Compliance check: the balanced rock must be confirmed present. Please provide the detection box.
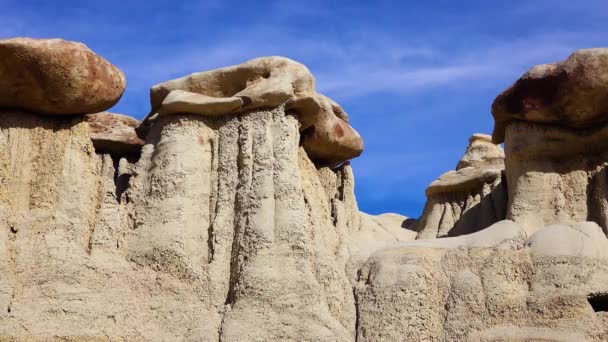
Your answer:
[494,50,608,234]
[85,112,144,155]
[140,56,363,166]
[492,48,608,143]
[0,38,126,114]
[417,133,507,238]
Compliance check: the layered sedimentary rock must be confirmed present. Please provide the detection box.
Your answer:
[85,111,144,155]
[0,38,126,114]
[493,48,608,234]
[417,133,507,238]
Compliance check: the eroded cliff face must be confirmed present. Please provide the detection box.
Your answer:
[0,40,410,341]
[2,37,608,342]
[0,107,388,341]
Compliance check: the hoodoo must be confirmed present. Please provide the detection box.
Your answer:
[1,37,608,341]
[140,56,364,167]
[417,133,507,239]
[493,48,608,234]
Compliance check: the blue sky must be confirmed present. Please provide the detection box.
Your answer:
[2,0,607,217]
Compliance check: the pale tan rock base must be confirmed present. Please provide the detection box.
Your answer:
[0,109,409,341]
[356,221,608,341]
[504,121,608,234]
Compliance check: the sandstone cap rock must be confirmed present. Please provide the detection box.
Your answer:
[491,48,608,143]
[456,133,504,170]
[142,56,363,166]
[426,133,504,195]
[0,37,126,114]
[85,112,144,154]
[149,56,315,113]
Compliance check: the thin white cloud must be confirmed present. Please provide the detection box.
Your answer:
[113,26,606,105]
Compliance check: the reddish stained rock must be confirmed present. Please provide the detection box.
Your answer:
[86,112,144,155]
[0,38,126,114]
[491,48,608,143]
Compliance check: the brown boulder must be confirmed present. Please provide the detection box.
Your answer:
[491,48,608,143]
[0,38,126,114]
[85,112,144,154]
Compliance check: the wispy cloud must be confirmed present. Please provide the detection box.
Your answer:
[113,27,606,104]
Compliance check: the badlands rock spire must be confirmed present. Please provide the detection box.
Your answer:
[1,37,608,341]
[417,133,506,239]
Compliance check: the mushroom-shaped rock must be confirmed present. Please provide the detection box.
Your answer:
[494,48,608,234]
[456,133,504,169]
[140,56,363,166]
[85,112,144,155]
[0,38,126,114]
[492,48,608,143]
[417,133,507,239]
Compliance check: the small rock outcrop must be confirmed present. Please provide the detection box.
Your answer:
[0,38,126,114]
[417,133,507,238]
[85,112,144,155]
[493,48,608,234]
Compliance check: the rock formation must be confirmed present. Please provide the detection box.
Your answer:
[139,56,363,167]
[491,48,608,144]
[353,48,608,341]
[493,48,608,234]
[2,37,608,341]
[355,220,608,341]
[417,133,507,238]
[85,111,144,156]
[0,38,126,114]
[0,39,406,341]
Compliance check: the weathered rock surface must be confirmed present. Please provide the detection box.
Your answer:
[85,112,144,155]
[356,221,608,341]
[4,39,608,342]
[0,38,126,114]
[492,48,608,143]
[417,133,507,238]
[504,121,608,234]
[493,50,608,234]
[140,56,363,166]
[0,81,404,341]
